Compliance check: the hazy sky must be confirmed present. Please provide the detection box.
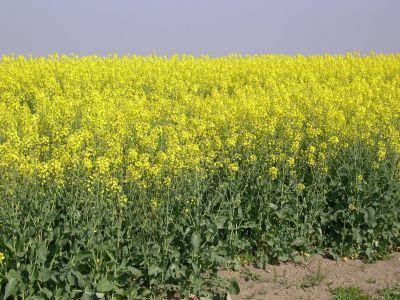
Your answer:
[1,0,399,57]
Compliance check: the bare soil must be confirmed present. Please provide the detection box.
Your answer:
[219,252,400,300]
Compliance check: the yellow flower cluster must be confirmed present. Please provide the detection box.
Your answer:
[268,167,278,181]
[0,53,399,201]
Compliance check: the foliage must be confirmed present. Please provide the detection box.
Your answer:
[0,53,399,298]
[331,286,372,300]
[378,283,400,299]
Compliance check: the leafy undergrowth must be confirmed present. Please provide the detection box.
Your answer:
[332,286,372,300]
[332,283,400,300]
[378,283,400,300]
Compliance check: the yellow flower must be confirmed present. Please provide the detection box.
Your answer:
[119,195,128,207]
[83,157,93,170]
[163,176,172,187]
[95,157,110,175]
[307,146,316,167]
[296,183,305,192]
[329,136,339,145]
[0,252,4,264]
[348,203,356,212]
[287,157,295,167]
[213,161,223,168]
[268,167,278,181]
[1,54,399,235]
[269,154,277,164]
[249,154,257,163]
[307,154,315,167]
[228,163,239,172]
[227,135,237,147]
[150,198,158,210]
[377,142,386,161]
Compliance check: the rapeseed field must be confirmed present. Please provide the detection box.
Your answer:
[0,54,399,298]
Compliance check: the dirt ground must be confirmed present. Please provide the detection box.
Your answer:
[219,252,400,300]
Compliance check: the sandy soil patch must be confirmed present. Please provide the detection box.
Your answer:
[219,252,400,300]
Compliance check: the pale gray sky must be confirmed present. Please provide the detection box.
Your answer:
[0,0,399,56]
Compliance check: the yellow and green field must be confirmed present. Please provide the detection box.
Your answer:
[0,54,399,298]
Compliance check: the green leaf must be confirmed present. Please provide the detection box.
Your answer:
[293,255,303,263]
[190,232,201,251]
[237,207,243,218]
[38,268,52,282]
[148,265,162,276]
[242,221,257,229]
[126,266,142,277]
[67,271,75,285]
[96,277,114,293]
[3,239,14,252]
[81,291,92,300]
[140,288,152,297]
[278,254,289,262]
[105,249,116,262]
[210,252,227,264]
[75,250,92,261]
[291,238,304,247]
[214,216,227,229]
[4,270,20,299]
[268,203,278,210]
[364,207,376,226]
[352,229,363,244]
[40,287,53,298]
[191,262,199,274]
[227,279,240,295]
[37,243,49,264]
[72,270,87,288]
